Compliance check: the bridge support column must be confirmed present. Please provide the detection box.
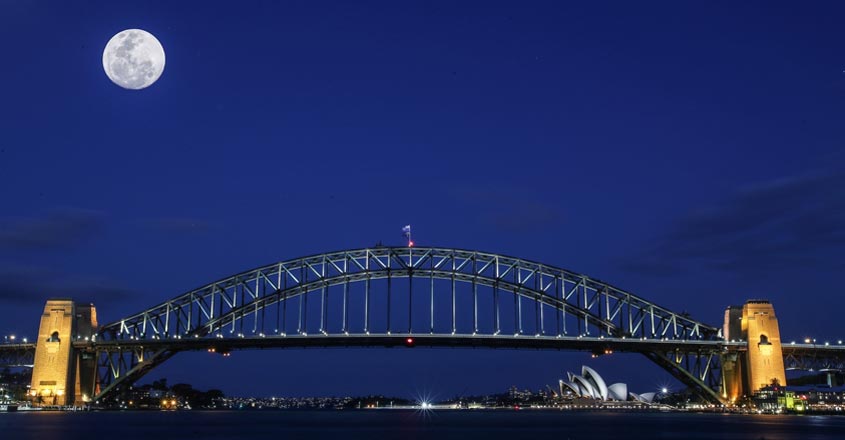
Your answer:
[720,351,744,403]
[722,300,786,403]
[29,299,98,407]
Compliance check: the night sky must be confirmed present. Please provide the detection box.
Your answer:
[2,1,844,398]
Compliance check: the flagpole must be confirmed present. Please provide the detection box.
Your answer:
[402,224,413,247]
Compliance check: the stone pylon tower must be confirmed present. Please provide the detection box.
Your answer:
[742,300,786,391]
[721,300,786,403]
[30,299,98,406]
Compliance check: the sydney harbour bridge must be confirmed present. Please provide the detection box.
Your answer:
[1,246,843,406]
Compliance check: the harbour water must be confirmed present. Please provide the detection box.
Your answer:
[2,410,845,440]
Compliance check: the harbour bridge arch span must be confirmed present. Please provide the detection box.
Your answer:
[89,247,724,403]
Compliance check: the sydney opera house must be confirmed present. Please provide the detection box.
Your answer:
[557,366,656,404]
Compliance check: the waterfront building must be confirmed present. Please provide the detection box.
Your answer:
[557,366,656,403]
[753,384,845,413]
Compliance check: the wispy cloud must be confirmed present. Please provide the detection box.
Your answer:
[621,168,845,275]
[0,265,134,305]
[0,208,104,251]
[136,217,212,234]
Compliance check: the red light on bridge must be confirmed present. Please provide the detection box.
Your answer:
[405,337,415,347]
[408,241,414,247]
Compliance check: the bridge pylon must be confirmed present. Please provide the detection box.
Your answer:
[721,300,787,403]
[29,299,98,407]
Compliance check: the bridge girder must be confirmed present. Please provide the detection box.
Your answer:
[643,349,724,404]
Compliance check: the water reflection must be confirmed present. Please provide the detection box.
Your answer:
[0,411,844,440]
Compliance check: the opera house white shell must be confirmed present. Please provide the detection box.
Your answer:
[607,383,628,401]
[557,366,657,403]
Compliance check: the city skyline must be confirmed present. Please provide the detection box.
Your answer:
[2,1,845,397]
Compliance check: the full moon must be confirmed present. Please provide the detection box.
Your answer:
[102,29,165,90]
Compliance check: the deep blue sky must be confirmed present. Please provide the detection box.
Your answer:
[1,1,844,397]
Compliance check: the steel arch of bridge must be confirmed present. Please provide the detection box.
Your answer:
[91,247,723,402]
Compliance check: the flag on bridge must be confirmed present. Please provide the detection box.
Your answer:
[402,225,413,247]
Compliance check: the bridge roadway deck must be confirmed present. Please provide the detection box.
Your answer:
[77,334,745,354]
[0,343,35,350]
[4,338,845,356]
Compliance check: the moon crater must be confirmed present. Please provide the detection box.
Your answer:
[102,29,165,90]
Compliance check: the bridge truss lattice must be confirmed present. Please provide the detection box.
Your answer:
[89,247,723,402]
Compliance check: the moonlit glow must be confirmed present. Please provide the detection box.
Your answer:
[102,29,166,90]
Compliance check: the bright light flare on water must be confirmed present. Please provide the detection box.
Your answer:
[413,390,439,421]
